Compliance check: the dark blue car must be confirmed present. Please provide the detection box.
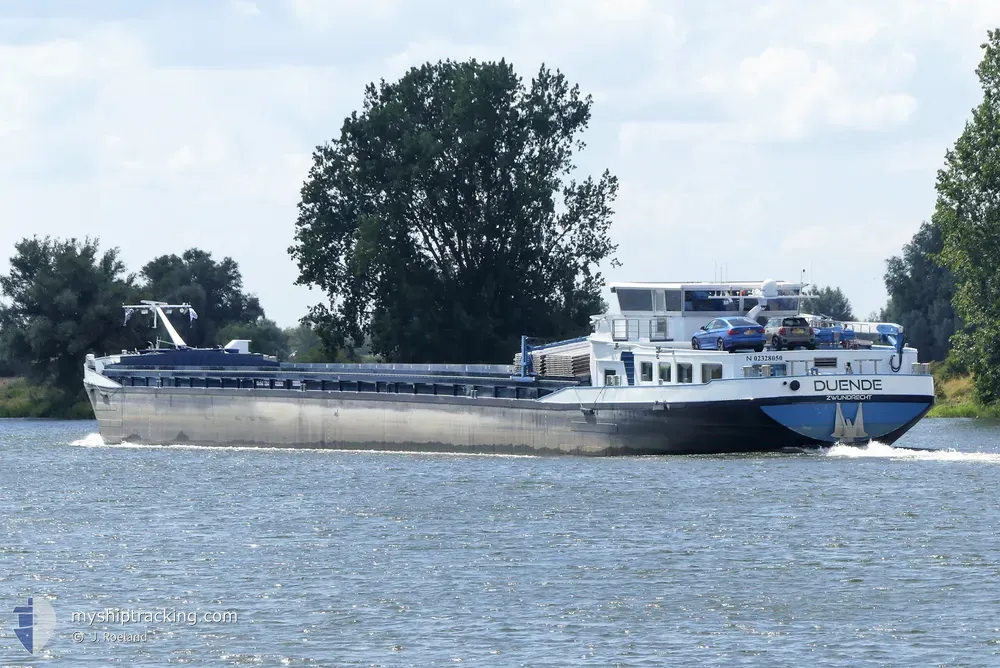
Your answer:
[691,317,766,352]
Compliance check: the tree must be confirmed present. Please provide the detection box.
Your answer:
[284,323,334,362]
[0,237,142,399]
[217,318,290,360]
[141,249,263,348]
[0,326,27,377]
[802,286,855,321]
[883,220,959,362]
[290,59,618,363]
[936,30,1000,403]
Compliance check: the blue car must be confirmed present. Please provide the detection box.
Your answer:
[691,317,766,352]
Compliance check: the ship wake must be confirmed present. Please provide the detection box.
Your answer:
[822,441,1000,463]
[68,433,538,457]
[70,433,106,447]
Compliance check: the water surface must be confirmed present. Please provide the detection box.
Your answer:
[1,419,999,666]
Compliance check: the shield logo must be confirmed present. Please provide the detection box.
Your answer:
[12,597,56,655]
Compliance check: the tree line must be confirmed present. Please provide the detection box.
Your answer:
[0,239,332,413]
[871,30,1000,404]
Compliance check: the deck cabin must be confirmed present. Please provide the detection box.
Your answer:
[599,279,805,343]
[522,280,930,388]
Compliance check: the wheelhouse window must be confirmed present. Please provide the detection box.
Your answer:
[658,363,671,383]
[684,291,740,312]
[702,364,723,382]
[653,290,666,312]
[664,290,682,311]
[640,361,653,382]
[677,363,693,384]
[616,289,654,311]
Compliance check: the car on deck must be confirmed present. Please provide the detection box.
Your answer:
[764,316,816,350]
[691,317,766,352]
[802,314,857,347]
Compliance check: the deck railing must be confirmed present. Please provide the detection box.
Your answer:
[610,318,672,342]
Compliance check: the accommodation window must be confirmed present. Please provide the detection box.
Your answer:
[658,362,672,383]
[651,318,668,340]
[640,361,653,382]
[702,364,723,382]
[677,363,693,384]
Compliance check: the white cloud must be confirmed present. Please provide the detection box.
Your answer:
[289,0,398,27]
[828,93,918,130]
[0,25,346,325]
[4,0,1000,326]
[805,8,885,46]
[231,0,261,17]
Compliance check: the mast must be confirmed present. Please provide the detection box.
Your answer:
[122,300,197,348]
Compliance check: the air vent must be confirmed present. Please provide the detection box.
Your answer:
[813,357,838,368]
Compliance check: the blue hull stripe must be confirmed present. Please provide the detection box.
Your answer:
[760,401,931,443]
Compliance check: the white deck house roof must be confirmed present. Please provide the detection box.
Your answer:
[609,280,805,291]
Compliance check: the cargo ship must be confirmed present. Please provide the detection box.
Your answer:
[83,279,935,455]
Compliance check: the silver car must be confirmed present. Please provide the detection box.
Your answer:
[764,316,816,350]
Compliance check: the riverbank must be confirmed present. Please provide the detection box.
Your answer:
[926,366,1000,418]
[0,377,93,419]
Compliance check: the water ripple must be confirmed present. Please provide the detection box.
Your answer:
[2,418,1000,666]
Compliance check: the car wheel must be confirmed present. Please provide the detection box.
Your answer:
[716,338,726,352]
[753,345,764,353]
[807,344,816,350]
[691,337,700,350]
[771,336,782,351]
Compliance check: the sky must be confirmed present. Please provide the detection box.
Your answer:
[2,0,998,326]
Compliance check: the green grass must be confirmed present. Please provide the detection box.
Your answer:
[925,366,1000,418]
[0,377,94,419]
[928,402,1000,418]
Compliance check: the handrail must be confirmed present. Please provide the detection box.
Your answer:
[610,318,671,341]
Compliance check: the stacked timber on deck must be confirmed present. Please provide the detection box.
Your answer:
[514,338,591,379]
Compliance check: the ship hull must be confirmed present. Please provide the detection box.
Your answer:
[84,384,933,456]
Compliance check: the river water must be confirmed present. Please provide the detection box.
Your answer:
[1,418,999,666]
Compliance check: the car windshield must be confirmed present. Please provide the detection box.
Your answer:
[782,317,807,327]
[726,318,758,327]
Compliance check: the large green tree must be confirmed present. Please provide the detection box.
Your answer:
[140,249,263,348]
[936,30,1000,403]
[802,286,855,321]
[0,236,142,397]
[883,220,958,362]
[290,59,618,363]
